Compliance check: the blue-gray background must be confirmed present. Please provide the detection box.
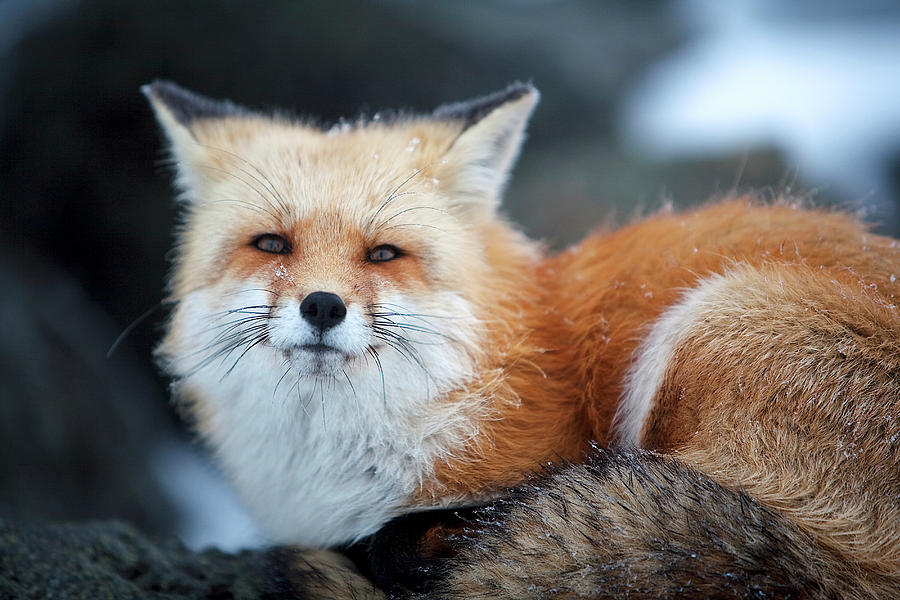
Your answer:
[2,0,899,550]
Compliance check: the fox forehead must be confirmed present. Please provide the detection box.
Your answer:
[188,115,462,219]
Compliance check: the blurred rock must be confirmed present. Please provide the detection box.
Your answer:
[0,518,382,600]
[0,518,272,599]
[0,252,177,535]
[508,146,806,247]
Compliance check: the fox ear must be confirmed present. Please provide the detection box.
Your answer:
[142,80,250,202]
[434,83,539,213]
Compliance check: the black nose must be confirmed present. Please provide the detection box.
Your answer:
[300,291,347,331]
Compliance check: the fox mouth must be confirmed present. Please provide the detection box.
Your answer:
[285,343,349,361]
[283,343,355,375]
[298,343,344,354]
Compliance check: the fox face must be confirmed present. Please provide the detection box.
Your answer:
[163,127,481,384]
[146,82,539,546]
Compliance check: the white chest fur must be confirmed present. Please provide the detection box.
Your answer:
[166,289,483,547]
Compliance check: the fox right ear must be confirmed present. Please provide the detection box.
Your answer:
[434,83,539,214]
[142,81,250,201]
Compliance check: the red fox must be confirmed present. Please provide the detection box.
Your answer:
[144,81,900,598]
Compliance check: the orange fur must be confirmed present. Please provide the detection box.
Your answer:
[426,199,899,493]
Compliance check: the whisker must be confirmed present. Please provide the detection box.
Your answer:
[181,322,267,356]
[320,378,327,428]
[372,319,450,338]
[209,198,281,221]
[342,368,361,419]
[205,312,272,323]
[205,144,293,216]
[375,205,448,232]
[203,321,268,348]
[368,303,459,330]
[199,316,268,335]
[223,288,281,298]
[182,321,269,376]
[195,143,292,216]
[273,361,293,400]
[196,331,261,366]
[297,374,311,418]
[107,303,161,358]
[222,332,270,377]
[303,376,320,413]
[210,314,270,327]
[377,330,434,399]
[373,331,435,385]
[366,346,386,408]
[194,164,284,219]
[365,166,429,233]
[380,223,448,233]
[370,311,457,343]
[369,302,460,320]
[370,319,448,338]
[210,304,277,315]
[383,205,449,222]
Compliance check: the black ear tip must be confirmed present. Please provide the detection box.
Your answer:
[501,81,540,101]
[141,79,191,103]
[141,79,248,126]
[433,81,539,130]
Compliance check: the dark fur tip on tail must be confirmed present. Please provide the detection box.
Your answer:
[432,82,538,130]
[346,506,483,594]
[262,547,385,600]
[141,80,250,126]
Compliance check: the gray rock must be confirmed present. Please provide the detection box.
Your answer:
[0,518,384,600]
[0,517,275,599]
[0,254,177,535]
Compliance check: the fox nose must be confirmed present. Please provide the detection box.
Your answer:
[300,291,347,331]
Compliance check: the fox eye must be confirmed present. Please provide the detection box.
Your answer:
[367,244,401,262]
[253,234,291,254]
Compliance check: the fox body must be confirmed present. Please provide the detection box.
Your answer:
[146,82,900,597]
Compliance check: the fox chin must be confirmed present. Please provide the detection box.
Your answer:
[145,81,900,598]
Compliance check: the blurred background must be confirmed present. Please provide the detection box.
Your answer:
[2,0,899,552]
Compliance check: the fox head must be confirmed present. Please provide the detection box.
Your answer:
[145,81,540,546]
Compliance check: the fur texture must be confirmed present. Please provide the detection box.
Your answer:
[144,82,900,596]
[267,548,385,600]
[428,450,845,599]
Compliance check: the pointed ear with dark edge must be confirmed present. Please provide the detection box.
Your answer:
[141,80,251,202]
[434,83,539,213]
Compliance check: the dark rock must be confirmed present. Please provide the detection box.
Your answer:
[0,253,177,535]
[0,518,384,600]
[0,518,273,599]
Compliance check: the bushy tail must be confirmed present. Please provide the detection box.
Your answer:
[423,449,859,599]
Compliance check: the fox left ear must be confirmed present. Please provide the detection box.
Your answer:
[142,80,251,202]
[434,83,539,213]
